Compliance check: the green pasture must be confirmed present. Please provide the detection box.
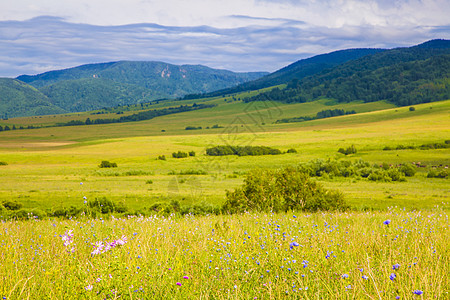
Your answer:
[0,100,449,214]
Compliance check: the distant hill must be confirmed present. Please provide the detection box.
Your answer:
[245,39,450,106]
[185,48,387,98]
[15,61,267,113]
[0,78,66,118]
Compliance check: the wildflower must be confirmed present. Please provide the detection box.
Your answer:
[342,274,349,279]
[183,276,189,279]
[85,285,93,291]
[413,290,423,295]
[390,273,396,281]
[176,282,182,286]
[362,275,368,280]
[396,296,400,299]
[383,219,391,225]
[393,263,400,270]
[289,242,299,249]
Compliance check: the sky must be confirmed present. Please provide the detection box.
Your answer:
[0,0,449,77]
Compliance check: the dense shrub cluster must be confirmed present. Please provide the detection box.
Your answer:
[276,109,356,124]
[99,160,118,168]
[427,168,449,179]
[172,151,188,158]
[338,145,357,155]
[223,167,347,213]
[0,161,8,165]
[185,126,202,130]
[298,159,414,182]
[383,140,450,151]
[206,145,282,156]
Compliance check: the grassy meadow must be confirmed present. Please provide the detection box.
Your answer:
[0,96,449,298]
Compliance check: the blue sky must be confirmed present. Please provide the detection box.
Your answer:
[0,0,449,77]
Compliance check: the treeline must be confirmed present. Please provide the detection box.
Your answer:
[383,140,450,151]
[276,109,356,123]
[59,103,216,126]
[245,46,450,106]
[206,145,282,156]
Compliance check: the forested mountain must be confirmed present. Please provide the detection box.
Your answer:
[0,62,268,117]
[0,78,66,118]
[184,48,386,98]
[245,39,450,106]
[5,61,267,116]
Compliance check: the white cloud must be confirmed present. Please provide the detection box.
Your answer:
[0,1,448,77]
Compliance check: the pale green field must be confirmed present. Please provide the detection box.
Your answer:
[0,100,449,213]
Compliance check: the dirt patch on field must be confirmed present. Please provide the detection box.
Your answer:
[0,141,76,149]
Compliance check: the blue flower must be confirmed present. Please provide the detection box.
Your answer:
[413,290,423,295]
[289,242,299,249]
[342,274,349,279]
[393,263,400,270]
[390,273,396,281]
[383,219,391,225]
[362,275,368,280]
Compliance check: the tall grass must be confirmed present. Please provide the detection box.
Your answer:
[1,209,447,299]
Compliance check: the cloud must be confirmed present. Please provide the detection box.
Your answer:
[0,7,448,77]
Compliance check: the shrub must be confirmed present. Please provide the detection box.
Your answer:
[223,167,347,213]
[99,160,117,168]
[87,197,127,214]
[338,145,357,155]
[157,155,166,160]
[172,151,188,158]
[0,161,8,165]
[286,148,297,153]
[399,164,417,177]
[427,169,449,179]
[189,151,196,157]
[409,106,416,111]
[2,200,22,210]
[146,180,153,184]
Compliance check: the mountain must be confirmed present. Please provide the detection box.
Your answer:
[15,61,267,113]
[0,78,66,118]
[185,48,387,98]
[245,39,450,106]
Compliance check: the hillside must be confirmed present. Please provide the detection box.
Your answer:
[184,48,386,98]
[0,78,66,118]
[246,39,450,106]
[13,61,267,114]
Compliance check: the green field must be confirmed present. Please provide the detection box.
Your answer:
[1,96,449,299]
[0,98,449,215]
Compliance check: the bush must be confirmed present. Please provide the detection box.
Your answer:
[99,160,117,168]
[399,164,417,177]
[189,151,196,157]
[286,148,297,153]
[0,161,8,165]
[338,145,357,155]
[87,197,127,214]
[2,200,22,210]
[157,155,166,160]
[172,151,188,158]
[409,106,416,111]
[223,167,347,213]
[427,169,449,179]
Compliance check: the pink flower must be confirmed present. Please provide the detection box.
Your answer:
[176,282,182,286]
[183,276,189,279]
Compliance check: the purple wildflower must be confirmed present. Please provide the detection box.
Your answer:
[362,275,368,280]
[183,276,189,279]
[383,219,391,225]
[176,282,182,286]
[289,242,299,249]
[85,285,93,291]
[413,290,423,295]
[393,263,400,270]
[390,273,396,281]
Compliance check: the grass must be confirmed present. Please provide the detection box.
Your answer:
[0,210,447,299]
[0,100,449,213]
